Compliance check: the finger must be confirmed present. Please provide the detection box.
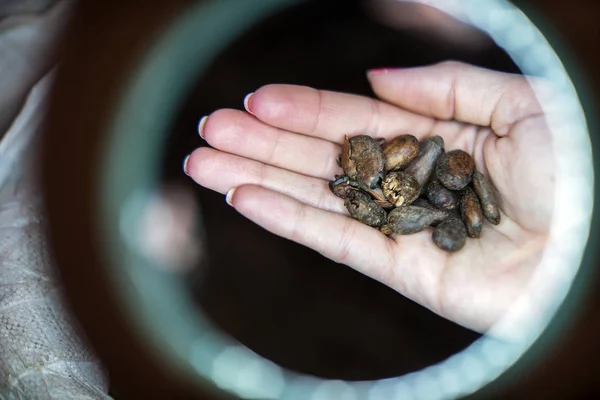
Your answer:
[186,147,346,214]
[201,109,343,180]
[245,84,436,143]
[228,185,447,310]
[228,184,396,284]
[367,61,542,136]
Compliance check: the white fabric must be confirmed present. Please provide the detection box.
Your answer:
[0,0,71,134]
[0,71,112,400]
[0,1,112,398]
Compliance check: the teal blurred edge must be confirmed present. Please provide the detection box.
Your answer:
[469,1,599,398]
[98,0,305,398]
[96,0,598,399]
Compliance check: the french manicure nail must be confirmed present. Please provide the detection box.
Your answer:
[243,93,254,115]
[198,116,208,139]
[183,154,190,175]
[225,188,236,206]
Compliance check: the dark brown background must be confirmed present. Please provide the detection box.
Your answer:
[42,0,599,399]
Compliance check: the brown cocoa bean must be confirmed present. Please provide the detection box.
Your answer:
[412,197,457,227]
[404,135,445,193]
[472,170,501,225]
[460,187,484,238]
[411,197,437,210]
[426,180,459,211]
[387,205,450,235]
[379,224,393,236]
[435,149,475,191]
[344,191,387,227]
[382,134,420,171]
[432,218,467,252]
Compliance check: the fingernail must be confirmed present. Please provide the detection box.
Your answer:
[367,68,400,75]
[183,154,190,175]
[243,93,254,115]
[198,116,208,139]
[225,188,236,206]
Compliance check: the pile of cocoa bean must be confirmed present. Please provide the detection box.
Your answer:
[328,135,500,252]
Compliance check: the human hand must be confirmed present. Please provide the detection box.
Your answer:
[184,61,554,337]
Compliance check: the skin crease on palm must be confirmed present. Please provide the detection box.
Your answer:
[185,61,556,339]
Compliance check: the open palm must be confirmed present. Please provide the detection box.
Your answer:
[185,61,554,336]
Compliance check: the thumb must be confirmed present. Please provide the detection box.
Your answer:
[367,61,542,136]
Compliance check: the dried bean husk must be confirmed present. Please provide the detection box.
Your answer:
[362,186,395,209]
[329,175,354,199]
[460,187,484,238]
[472,170,501,225]
[381,171,420,207]
[342,135,385,190]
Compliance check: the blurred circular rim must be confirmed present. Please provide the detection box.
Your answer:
[42,0,597,399]
[100,0,596,399]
